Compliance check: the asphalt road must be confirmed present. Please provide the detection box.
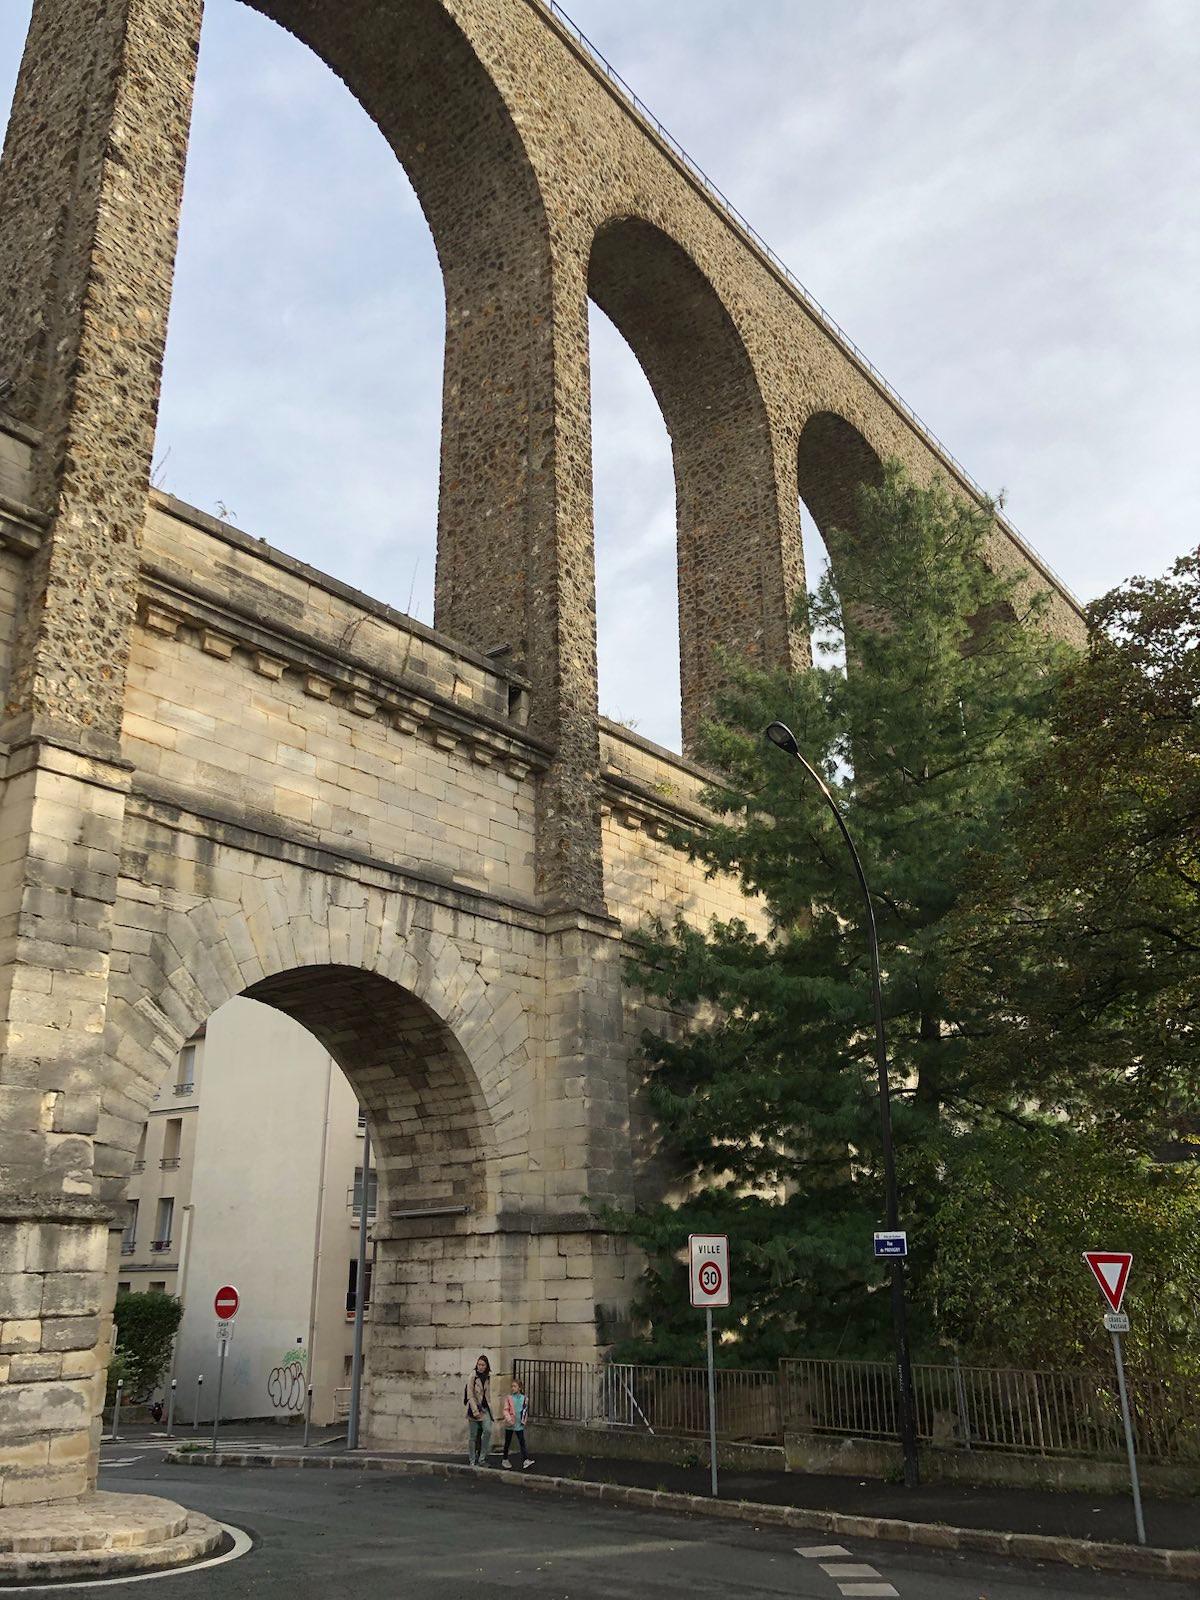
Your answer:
[89,1446,1187,1600]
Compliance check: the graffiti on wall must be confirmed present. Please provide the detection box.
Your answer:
[267,1346,308,1412]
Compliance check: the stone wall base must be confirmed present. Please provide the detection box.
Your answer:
[0,1212,114,1508]
[782,1432,1200,1498]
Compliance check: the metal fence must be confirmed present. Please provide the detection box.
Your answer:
[513,1359,779,1443]
[780,1358,1200,1464]
[515,1356,1200,1464]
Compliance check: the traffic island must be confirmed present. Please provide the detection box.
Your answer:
[0,1491,224,1584]
[167,1450,1200,1583]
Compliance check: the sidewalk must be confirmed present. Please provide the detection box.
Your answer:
[148,1425,1199,1554]
[467,1449,1197,1552]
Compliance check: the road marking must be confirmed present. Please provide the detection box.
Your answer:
[0,1523,252,1592]
[798,1544,899,1596]
[98,1457,143,1468]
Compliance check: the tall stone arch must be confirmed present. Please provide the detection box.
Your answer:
[588,215,801,753]
[0,0,604,906]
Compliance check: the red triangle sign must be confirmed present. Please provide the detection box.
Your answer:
[1083,1251,1132,1314]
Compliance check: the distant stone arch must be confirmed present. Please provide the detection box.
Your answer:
[588,214,797,752]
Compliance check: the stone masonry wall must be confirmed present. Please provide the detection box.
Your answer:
[0,0,1087,1508]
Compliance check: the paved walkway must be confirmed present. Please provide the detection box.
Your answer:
[109,1424,1196,1553]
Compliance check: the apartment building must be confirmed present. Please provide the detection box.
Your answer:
[118,997,373,1425]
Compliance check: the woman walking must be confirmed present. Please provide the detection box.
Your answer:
[465,1354,493,1466]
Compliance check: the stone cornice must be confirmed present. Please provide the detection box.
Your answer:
[0,491,46,552]
[0,1196,117,1226]
[147,490,531,688]
[136,569,550,778]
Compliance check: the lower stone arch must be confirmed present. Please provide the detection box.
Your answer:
[99,870,540,1447]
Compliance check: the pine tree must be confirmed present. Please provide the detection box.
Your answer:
[613,464,1073,1365]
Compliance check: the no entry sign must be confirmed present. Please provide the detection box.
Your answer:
[688,1234,731,1309]
[214,1284,240,1321]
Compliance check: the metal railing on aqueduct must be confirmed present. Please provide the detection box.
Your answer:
[515,1356,1200,1465]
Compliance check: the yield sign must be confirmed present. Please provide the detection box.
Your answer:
[1083,1251,1132,1314]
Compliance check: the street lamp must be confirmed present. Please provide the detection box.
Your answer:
[764,720,920,1489]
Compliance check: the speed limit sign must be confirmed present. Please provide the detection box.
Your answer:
[689,1234,731,1308]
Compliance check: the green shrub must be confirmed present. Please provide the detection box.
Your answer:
[113,1290,182,1399]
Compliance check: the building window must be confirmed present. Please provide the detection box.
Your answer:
[350,1167,377,1221]
[133,1127,147,1173]
[175,1041,198,1096]
[153,1196,174,1251]
[118,1281,131,1294]
[149,1281,166,1294]
[346,1258,373,1317]
[121,1201,137,1254]
[161,1118,182,1169]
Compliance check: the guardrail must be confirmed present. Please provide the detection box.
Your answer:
[534,0,1080,611]
[514,1358,779,1443]
[516,1356,1200,1463]
[781,1358,1200,1464]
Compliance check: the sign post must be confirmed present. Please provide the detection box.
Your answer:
[1083,1251,1144,1546]
[212,1285,239,1455]
[689,1235,730,1498]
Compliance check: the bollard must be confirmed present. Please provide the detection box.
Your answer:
[193,1373,204,1429]
[166,1377,177,1438]
[113,1379,123,1442]
[304,1385,313,1450]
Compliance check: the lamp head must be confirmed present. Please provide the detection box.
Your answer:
[764,721,800,757]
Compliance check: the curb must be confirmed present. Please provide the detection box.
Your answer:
[164,1450,1200,1583]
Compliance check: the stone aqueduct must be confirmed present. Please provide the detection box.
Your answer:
[0,0,1082,1506]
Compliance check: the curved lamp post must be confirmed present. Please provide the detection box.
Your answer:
[764,720,920,1489]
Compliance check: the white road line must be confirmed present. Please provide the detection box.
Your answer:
[0,1523,252,1593]
[836,1586,898,1599]
[821,1564,883,1578]
[795,1545,852,1558]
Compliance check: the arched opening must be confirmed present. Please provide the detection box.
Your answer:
[155,2,443,621]
[588,216,791,755]
[105,957,504,1445]
[796,410,885,668]
[589,300,678,748]
[153,0,556,679]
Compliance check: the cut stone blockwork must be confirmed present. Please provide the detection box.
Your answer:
[0,1491,222,1582]
[0,0,1085,1519]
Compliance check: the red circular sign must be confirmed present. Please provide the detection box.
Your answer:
[214,1285,239,1320]
[698,1262,723,1297]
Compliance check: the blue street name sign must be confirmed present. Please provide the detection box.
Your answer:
[874,1231,908,1258]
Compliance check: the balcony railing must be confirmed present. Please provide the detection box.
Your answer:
[174,1082,194,1096]
[120,1237,136,1255]
[160,1156,181,1169]
[150,1238,172,1253]
[132,1159,145,1173]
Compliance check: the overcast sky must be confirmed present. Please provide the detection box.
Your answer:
[2,1,1196,750]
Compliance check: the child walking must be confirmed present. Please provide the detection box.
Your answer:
[501,1377,535,1470]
